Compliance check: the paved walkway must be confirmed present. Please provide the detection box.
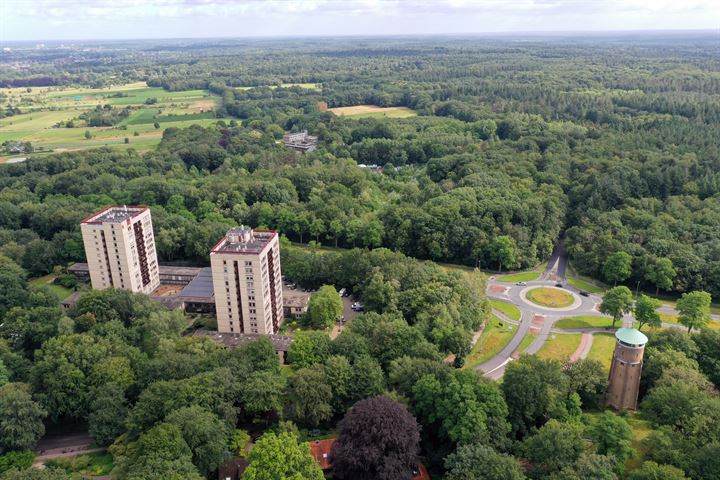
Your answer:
[569,333,593,362]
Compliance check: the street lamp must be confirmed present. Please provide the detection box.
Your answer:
[635,280,641,299]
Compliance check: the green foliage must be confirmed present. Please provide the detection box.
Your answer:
[522,420,584,476]
[229,429,251,458]
[677,291,712,333]
[627,461,688,480]
[285,368,333,427]
[287,330,330,368]
[166,405,230,476]
[112,423,203,480]
[564,359,608,409]
[644,258,676,294]
[599,286,634,327]
[304,285,342,329]
[444,444,526,480]
[501,356,577,438]
[602,252,632,285]
[634,294,661,331]
[0,468,70,480]
[89,383,128,446]
[0,451,34,474]
[0,383,46,452]
[589,412,635,465]
[489,236,517,273]
[241,431,324,480]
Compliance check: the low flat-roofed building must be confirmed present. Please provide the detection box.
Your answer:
[178,267,215,314]
[192,329,292,364]
[283,130,318,152]
[68,263,202,286]
[283,290,310,319]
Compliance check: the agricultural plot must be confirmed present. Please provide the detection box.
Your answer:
[327,105,417,119]
[1,83,219,160]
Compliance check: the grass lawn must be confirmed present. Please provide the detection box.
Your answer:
[45,452,113,476]
[585,333,616,372]
[516,333,537,355]
[464,315,517,369]
[566,264,607,294]
[327,105,417,118]
[29,274,73,301]
[659,312,720,331]
[555,315,614,329]
[537,333,583,362]
[495,271,540,283]
[526,287,575,308]
[489,300,521,321]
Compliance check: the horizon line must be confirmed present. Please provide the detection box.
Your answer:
[2,28,719,45]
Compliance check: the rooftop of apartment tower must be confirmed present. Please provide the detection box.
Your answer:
[211,226,276,255]
[81,205,148,225]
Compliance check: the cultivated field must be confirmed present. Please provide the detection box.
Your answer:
[327,105,417,119]
[1,83,219,161]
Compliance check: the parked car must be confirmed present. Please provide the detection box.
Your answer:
[338,288,347,297]
[351,302,364,312]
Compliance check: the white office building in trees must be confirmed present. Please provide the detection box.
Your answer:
[210,226,283,335]
[80,205,160,294]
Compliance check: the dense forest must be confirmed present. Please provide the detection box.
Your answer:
[3,35,720,295]
[1,35,720,479]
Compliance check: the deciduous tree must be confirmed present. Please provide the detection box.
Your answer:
[677,291,712,333]
[330,396,420,480]
[634,294,661,331]
[600,286,634,328]
[241,431,324,480]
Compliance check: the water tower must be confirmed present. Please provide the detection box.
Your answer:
[606,327,648,410]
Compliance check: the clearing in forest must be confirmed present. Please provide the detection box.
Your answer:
[327,105,417,119]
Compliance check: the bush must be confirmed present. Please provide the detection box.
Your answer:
[0,451,35,474]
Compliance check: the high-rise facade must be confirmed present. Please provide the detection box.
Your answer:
[210,226,283,335]
[80,206,160,294]
[606,327,648,410]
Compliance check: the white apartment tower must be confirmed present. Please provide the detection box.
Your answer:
[80,206,160,294]
[210,226,283,335]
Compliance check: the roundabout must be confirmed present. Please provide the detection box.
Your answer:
[523,286,578,310]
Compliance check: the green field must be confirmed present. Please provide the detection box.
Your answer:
[585,333,616,371]
[659,312,720,331]
[555,315,614,329]
[465,315,517,368]
[1,83,219,159]
[489,300,521,321]
[537,333,583,362]
[495,271,540,283]
[566,264,607,294]
[327,105,417,119]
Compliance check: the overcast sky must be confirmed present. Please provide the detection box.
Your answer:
[1,0,719,42]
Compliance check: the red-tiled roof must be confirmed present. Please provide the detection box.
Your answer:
[307,438,430,479]
[309,439,334,470]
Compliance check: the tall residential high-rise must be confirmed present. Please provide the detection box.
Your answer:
[606,327,648,410]
[210,226,283,335]
[80,206,160,294]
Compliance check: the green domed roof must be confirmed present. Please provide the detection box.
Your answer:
[615,328,648,346]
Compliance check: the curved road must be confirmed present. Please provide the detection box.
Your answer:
[476,244,712,379]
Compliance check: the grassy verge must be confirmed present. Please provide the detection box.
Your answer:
[489,300,521,321]
[464,315,517,369]
[555,315,614,329]
[566,263,607,294]
[537,333,583,362]
[516,333,537,355]
[659,312,720,331]
[29,274,73,301]
[526,287,575,308]
[585,333,616,372]
[45,452,113,476]
[495,271,540,283]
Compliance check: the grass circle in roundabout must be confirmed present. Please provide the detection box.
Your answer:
[525,287,575,308]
